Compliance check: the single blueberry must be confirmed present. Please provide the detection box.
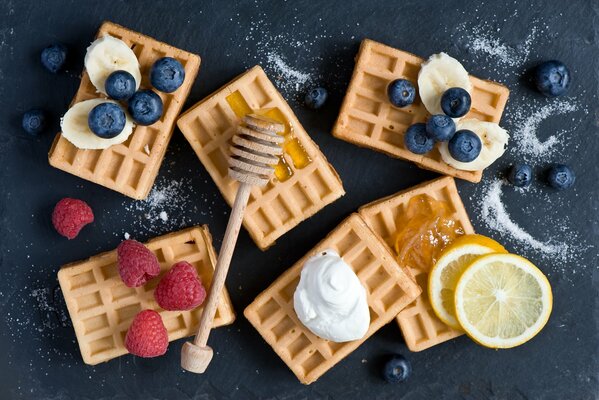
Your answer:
[382,354,412,383]
[150,57,185,93]
[22,109,47,135]
[508,164,533,187]
[546,164,575,189]
[440,87,471,118]
[105,70,136,101]
[304,87,328,109]
[128,90,163,126]
[387,79,416,108]
[88,102,126,139]
[404,123,434,154]
[426,114,456,142]
[448,129,481,162]
[41,43,67,73]
[534,60,570,97]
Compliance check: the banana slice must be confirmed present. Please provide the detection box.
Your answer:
[418,53,472,116]
[61,99,134,150]
[84,35,141,95]
[438,119,509,171]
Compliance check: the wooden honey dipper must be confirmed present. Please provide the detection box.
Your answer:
[181,113,285,373]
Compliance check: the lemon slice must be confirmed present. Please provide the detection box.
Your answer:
[429,234,506,329]
[454,253,552,348]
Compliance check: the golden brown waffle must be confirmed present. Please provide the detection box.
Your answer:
[359,177,474,351]
[177,66,344,250]
[333,39,510,183]
[57,226,235,365]
[244,214,421,384]
[48,21,201,200]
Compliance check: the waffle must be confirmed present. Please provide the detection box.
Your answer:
[332,39,510,183]
[57,226,235,365]
[358,176,473,351]
[48,21,201,200]
[177,66,344,250]
[244,214,421,384]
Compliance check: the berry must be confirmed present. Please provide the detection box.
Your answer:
[508,164,533,187]
[546,164,575,189]
[22,109,47,135]
[304,87,328,109]
[440,87,471,118]
[448,130,481,162]
[51,198,94,239]
[117,240,161,287]
[105,70,136,100]
[426,114,456,142]
[387,79,416,108]
[154,261,206,311]
[41,43,67,73]
[128,90,163,125]
[88,102,126,138]
[404,123,434,154]
[150,57,185,93]
[125,310,168,358]
[534,60,570,97]
[382,354,412,383]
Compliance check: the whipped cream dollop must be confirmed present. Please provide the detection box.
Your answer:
[293,249,370,342]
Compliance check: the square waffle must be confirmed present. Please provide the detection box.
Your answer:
[359,176,474,351]
[332,39,509,183]
[57,226,235,365]
[177,66,345,250]
[244,214,421,384]
[48,21,201,200]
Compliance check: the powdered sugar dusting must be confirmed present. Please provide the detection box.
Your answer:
[266,52,314,93]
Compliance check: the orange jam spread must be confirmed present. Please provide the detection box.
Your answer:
[225,91,312,182]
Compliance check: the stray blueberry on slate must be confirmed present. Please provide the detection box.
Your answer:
[105,70,136,101]
[534,60,570,97]
[88,102,126,139]
[404,123,434,154]
[150,57,185,93]
[41,43,67,73]
[546,164,575,189]
[508,164,533,187]
[128,90,163,126]
[304,87,328,109]
[426,114,456,142]
[448,129,481,162]
[382,354,412,383]
[387,79,416,108]
[440,87,471,118]
[22,109,47,135]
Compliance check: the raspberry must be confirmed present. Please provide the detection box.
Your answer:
[51,198,94,239]
[154,261,206,311]
[125,310,168,357]
[117,240,161,287]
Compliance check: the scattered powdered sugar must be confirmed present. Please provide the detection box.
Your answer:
[124,232,130,240]
[266,52,314,93]
[159,211,168,222]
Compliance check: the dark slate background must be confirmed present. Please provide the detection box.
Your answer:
[0,0,598,399]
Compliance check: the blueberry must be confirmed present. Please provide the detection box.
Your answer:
[304,87,328,109]
[387,79,416,108]
[508,164,533,187]
[128,90,163,125]
[534,61,570,97]
[448,129,481,162]
[150,57,185,93]
[546,164,575,189]
[404,123,434,154]
[88,102,126,138]
[105,70,136,101]
[382,354,412,383]
[22,109,47,135]
[426,114,456,142]
[41,43,67,73]
[440,87,471,118]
